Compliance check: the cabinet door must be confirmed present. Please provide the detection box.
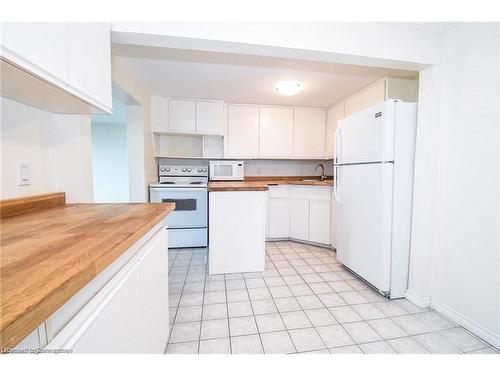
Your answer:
[196,101,223,135]
[268,199,290,238]
[325,103,345,159]
[309,199,331,245]
[1,23,68,83]
[150,96,168,132]
[289,198,309,241]
[362,80,386,110]
[259,106,294,158]
[226,105,260,158]
[53,228,169,353]
[344,94,363,117]
[293,108,326,159]
[67,23,112,111]
[168,99,196,133]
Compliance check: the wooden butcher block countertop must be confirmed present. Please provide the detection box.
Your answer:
[0,193,175,349]
[208,176,334,192]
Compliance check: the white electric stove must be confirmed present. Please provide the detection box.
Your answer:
[149,165,208,248]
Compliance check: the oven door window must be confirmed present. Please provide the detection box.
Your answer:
[162,198,197,211]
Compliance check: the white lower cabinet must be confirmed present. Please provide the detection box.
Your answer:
[268,186,290,238]
[46,224,169,353]
[209,191,266,274]
[268,185,331,246]
[289,198,309,241]
[309,199,331,244]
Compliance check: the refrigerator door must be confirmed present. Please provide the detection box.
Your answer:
[336,162,393,294]
[336,100,396,165]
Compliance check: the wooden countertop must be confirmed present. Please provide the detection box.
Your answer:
[208,176,333,192]
[0,193,175,349]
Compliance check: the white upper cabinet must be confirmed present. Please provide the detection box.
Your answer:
[226,104,260,158]
[1,23,69,83]
[339,77,417,121]
[168,99,196,133]
[344,95,363,117]
[150,96,168,133]
[151,98,223,135]
[1,22,112,114]
[361,80,386,110]
[196,101,224,135]
[259,106,294,158]
[293,108,326,159]
[325,103,345,159]
[67,23,112,111]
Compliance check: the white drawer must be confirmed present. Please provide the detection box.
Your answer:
[290,186,331,201]
[268,185,290,199]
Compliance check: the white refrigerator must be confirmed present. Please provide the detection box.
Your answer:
[334,100,417,299]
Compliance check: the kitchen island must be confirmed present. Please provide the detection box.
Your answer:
[0,193,175,353]
[207,176,333,275]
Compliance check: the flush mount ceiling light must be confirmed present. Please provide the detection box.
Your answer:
[275,80,303,96]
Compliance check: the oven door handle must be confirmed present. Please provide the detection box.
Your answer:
[149,187,208,193]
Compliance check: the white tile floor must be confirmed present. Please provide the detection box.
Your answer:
[166,241,498,354]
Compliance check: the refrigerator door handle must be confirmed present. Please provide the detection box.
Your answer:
[338,128,343,165]
[334,127,342,203]
[334,127,342,165]
[334,166,341,203]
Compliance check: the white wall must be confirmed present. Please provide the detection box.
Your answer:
[158,158,333,178]
[0,97,93,202]
[91,121,129,203]
[127,105,146,202]
[111,22,441,69]
[112,61,157,198]
[244,159,333,177]
[427,23,499,344]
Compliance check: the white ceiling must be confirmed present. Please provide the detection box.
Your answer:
[112,45,418,107]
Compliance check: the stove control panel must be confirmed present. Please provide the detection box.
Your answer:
[159,165,208,177]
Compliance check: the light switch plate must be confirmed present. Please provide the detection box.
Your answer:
[18,161,31,186]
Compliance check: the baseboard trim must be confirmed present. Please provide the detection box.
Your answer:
[430,298,500,350]
[404,289,431,308]
[266,238,332,249]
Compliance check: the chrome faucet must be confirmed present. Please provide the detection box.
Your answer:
[315,163,326,181]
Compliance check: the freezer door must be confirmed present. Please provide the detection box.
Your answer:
[336,100,395,164]
[335,163,393,294]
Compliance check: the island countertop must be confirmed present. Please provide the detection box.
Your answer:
[0,193,175,349]
[207,176,333,192]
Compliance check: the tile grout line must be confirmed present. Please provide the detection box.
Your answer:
[243,270,267,354]
[274,243,355,352]
[222,272,232,354]
[166,248,195,352]
[166,242,488,354]
[196,248,208,354]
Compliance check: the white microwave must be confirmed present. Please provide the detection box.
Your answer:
[209,160,244,181]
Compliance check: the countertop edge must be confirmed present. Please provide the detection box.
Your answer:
[207,177,334,192]
[0,203,175,349]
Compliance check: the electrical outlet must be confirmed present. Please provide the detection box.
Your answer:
[17,161,31,186]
